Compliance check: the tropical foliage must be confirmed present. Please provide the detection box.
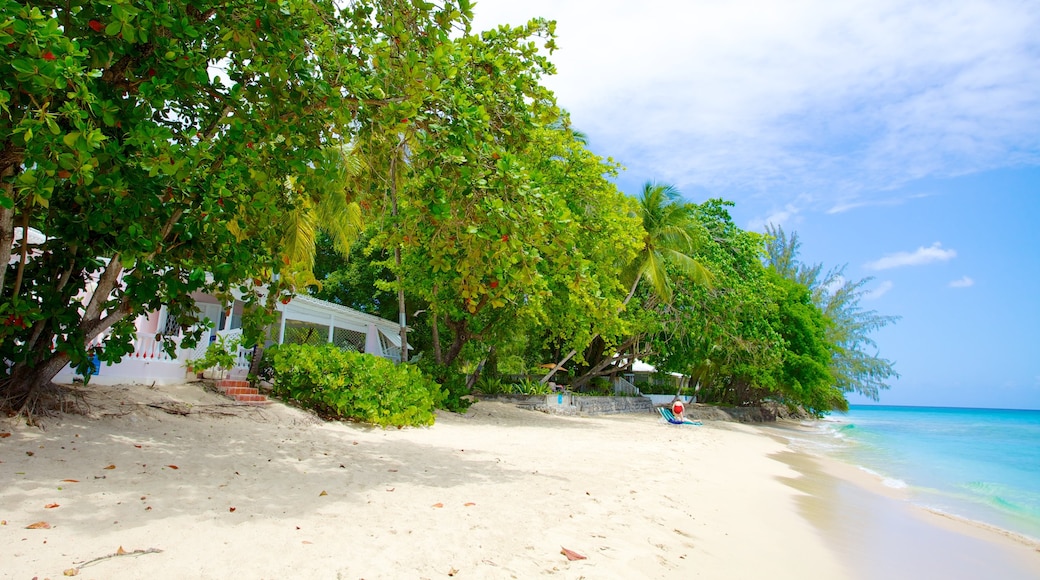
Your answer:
[265,344,444,428]
[1,0,899,419]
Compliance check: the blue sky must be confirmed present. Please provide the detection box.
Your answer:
[472,0,1040,410]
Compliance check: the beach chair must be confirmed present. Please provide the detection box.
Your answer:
[658,406,702,426]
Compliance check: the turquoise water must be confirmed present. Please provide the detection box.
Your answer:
[798,405,1040,541]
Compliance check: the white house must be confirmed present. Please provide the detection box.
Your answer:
[54,292,402,386]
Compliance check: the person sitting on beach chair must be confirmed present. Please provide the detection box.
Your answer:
[671,397,686,423]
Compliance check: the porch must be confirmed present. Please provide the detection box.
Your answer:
[55,293,403,386]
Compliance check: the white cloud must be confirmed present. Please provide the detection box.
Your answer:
[864,242,957,270]
[471,0,1040,209]
[949,276,975,288]
[865,280,894,300]
[746,198,809,231]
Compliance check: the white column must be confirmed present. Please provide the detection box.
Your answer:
[365,323,381,355]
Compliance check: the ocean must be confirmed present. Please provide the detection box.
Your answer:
[785,405,1040,542]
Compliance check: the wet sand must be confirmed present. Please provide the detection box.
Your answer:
[766,428,1040,580]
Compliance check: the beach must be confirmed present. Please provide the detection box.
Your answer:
[2,383,1038,579]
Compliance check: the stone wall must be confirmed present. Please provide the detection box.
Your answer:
[684,402,811,423]
[571,396,654,415]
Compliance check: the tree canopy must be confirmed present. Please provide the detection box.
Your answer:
[1,0,899,417]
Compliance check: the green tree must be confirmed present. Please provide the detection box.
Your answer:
[626,182,712,304]
[649,199,781,399]
[763,225,899,400]
[764,272,847,414]
[0,0,470,412]
[548,181,712,386]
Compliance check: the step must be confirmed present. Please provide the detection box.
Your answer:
[222,386,259,397]
[233,394,270,404]
[217,379,250,389]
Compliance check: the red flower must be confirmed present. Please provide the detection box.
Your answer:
[41,51,56,61]
[501,234,509,242]
[489,280,499,289]
[88,20,104,32]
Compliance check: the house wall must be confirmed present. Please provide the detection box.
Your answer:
[54,292,404,385]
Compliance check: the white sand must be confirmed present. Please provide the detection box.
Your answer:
[3,382,850,579]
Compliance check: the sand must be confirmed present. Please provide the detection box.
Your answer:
[1,382,1037,579]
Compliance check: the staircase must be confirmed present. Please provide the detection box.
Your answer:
[215,378,272,405]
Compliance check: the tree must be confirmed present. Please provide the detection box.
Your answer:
[763,225,899,400]
[0,0,471,412]
[649,199,781,399]
[359,18,563,371]
[548,181,713,386]
[626,182,712,304]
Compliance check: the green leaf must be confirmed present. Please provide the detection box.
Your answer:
[11,58,35,74]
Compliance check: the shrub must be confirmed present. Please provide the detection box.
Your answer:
[186,334,240,375]
[474,376,506,396]
[264,344,445,427]
[414,358,473,413]
[510,377,551,395]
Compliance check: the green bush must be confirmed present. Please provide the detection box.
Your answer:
[265,344,446,427]
[474,376,506,396]
[186,333,240,374]
[414,358,473,413]
[510,377,551,395]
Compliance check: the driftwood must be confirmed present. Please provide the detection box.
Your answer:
[73,547,164,571]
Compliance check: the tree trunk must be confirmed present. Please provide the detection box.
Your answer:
[432,310,442,364]
[570,336,642,389]
[542,274,645,383]
[2,352,70,412]
[2,255,133,412]
[442,319,470,366]
[0,186,14,293]
[465,345,494,390]
[539,349,576,384]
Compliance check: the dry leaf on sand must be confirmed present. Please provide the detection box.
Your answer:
[166,465,179,470]
[116,546,127,555]
[464,502,476,506]
[61,479,79,483]
[561,547,587,561]
[26,521,51,529]
[432,503,444,508]
[319,490,328,497]
[63,568,78,576]
[45,503,59,509]
[0,432,11,438]
[103,464,116,470]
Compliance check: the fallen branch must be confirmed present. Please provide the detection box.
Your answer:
[74,547,164,570]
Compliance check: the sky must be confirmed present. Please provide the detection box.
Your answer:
[470,0,1040,410]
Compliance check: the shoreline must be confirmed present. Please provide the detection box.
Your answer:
[1,383,1037,578]
[760,422,1040,579]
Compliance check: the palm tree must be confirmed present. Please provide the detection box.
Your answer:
[541,181,712,383]
[278,146,365,287]
[624,181,712,305]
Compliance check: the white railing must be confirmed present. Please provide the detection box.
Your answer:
[613,376,642,396]
[123,332,185,362]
